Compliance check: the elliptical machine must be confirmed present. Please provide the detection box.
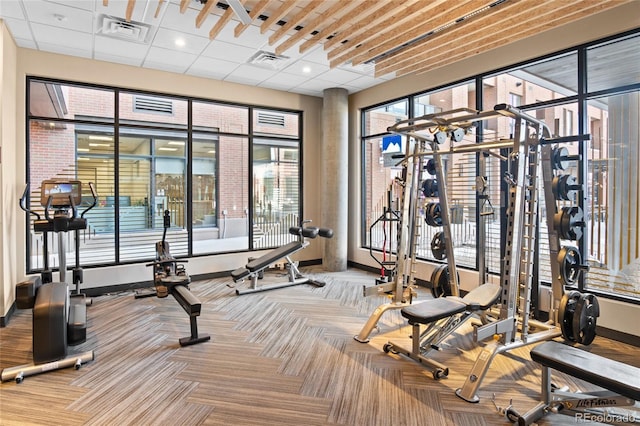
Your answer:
[1,180,96,383]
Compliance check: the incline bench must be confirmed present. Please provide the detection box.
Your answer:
[383,283,501,379]
[231,221,333,295]
[517,341,640,425]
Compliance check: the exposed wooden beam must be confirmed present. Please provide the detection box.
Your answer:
[195,0,216,29]
[234,0,269,37]
[334,0,490,68]
[403,0,624,78]
[300,1,372,53]
[268,1,324,46]
[320,0,414,53]
[125,0,136,22]
[179,0,189,14]
[209,6,235,39]
[154,0,165,18]
[374,0,527,76]
[260,1,297,35]
[326,0,448,65]
[274,1,348,56]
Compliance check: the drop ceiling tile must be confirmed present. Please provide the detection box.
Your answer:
[313,67,362,85]
[23,0,94,33]
[291,77,339,93]
[281,59,329,79]
[200,39,256,64]
[13,38,38,49]
[300,45,330,66]
[2,16,34,41]
[214,19,272,50]
[0,0,27,19]
[347,75,380,89]
[186,55,239,80]
[152,27,209,55]
[159,2,212,39]
[143,46,198,73]
[260,71,311,87]
[94,52,143,67]
[94,34,151,59]
[31,22,93,54]
[45,0,96,12]
[224,64,278,84]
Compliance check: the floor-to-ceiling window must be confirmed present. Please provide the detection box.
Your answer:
[361,29,640,303]
[25,79,302,273]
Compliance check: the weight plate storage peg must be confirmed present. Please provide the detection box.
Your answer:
[422,179,439,198]
[430,264,456,298]
[571,292,599,345]
[424,202,443,227]
[554,206,585,240]
[558,290,582,342]
[431,231,447,260]
[557,245,586,285]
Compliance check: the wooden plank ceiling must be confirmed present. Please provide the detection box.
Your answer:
[111,0,630,78]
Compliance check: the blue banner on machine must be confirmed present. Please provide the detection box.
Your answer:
[381,134,405,168]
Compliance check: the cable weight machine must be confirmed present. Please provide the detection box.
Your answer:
[355,104,599,402]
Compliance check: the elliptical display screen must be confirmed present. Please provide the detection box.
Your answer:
[40,180,82,207]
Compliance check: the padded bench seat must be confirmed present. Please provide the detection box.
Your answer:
[401,283,501,325]
[531,341,640,402]
[246,241,302,272]
[403,298,468,324]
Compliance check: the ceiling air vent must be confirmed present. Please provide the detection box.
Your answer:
[133,96,173,115]
[248,51,290,70]
[99,15,152,43]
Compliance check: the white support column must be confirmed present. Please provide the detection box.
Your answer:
[321,88,348,271]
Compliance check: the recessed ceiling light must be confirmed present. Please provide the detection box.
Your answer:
[302,66,312,74]
[175,38,186,47]
[159,147,178,151]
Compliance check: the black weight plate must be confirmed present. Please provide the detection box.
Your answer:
[431,231,446,260]
[554,206,584,240]
[572,293,600,346]
[422,179,439,198]
[430,264,454,298]
[557,245,582,285]
[425,202,443,227]
[425,158,437,175]
[552,146,570,170]
[558,290,581,342]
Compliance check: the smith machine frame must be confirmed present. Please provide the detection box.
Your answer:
[355,103,597,402]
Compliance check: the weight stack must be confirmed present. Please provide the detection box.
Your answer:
[32,282,68,364]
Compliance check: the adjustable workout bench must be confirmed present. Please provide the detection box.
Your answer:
[516,341,640,425]
[144,211,210,346]
[383,283,501,379]
[231,221,333,295]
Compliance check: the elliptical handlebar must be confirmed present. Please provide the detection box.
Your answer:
[80,182,98,218]
[19,184,41,220]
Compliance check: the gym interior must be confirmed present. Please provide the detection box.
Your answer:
[1,1,639,425]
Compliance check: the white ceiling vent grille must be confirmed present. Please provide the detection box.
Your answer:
[133,96,173,115]
[248,51,290,70]
[99,15,152,43]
